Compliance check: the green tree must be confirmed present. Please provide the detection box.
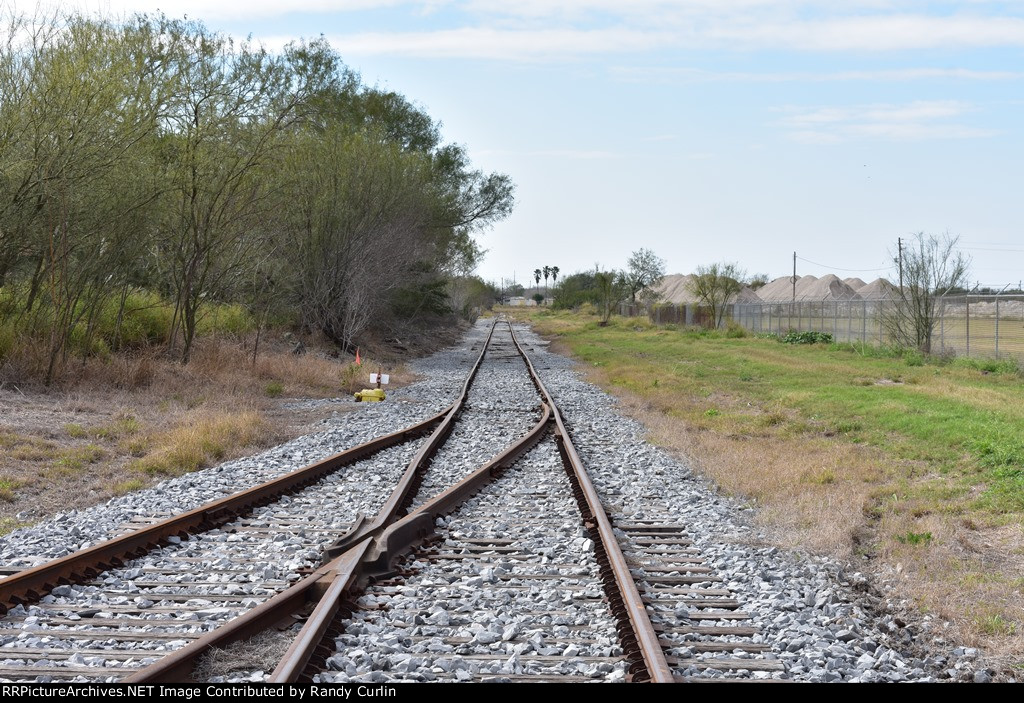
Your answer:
[624,248,666,305]
[595,270,626,325]
[0,14,166,382]
[153,22,326,363]
[688,262,746,329]
[280,126,434,352]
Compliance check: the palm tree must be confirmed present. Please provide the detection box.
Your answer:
[533,269,542,290]
[543,265,551,292]
[551,266,559,286]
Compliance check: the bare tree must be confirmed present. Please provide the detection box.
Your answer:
[884,231,969,353]
[688,262,746,329]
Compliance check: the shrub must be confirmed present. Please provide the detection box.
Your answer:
[951,356,1020,375]
[724,321,747,338]
[780,330,833,345]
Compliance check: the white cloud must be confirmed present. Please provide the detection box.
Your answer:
[322,16,1024,60]
[476,148,619,159]
[27,1,1024,58]
[324,27,677,59]
[31,0,407,21]
[711,15,1024,51]
[777,100,1000,143]
[611,66,1024,83]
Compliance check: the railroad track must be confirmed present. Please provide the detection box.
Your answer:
[0,319,782,683]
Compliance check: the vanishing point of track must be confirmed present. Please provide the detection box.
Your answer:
[0,319,775,683]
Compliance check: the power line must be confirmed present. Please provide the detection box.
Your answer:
[961,246,1024,253]
[794,255,892,273]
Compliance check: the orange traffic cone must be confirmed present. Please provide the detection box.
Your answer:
[355,348,361,365]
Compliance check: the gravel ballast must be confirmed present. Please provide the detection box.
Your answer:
[0,318,1000,682]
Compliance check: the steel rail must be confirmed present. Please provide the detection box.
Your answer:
[126,319,508,682]
[128,317,671,683]
[505,321,675,683]
[0,407,449,614]
[271,318,671,684]
[269,403,553,683]
[123,540,374,683]
[321,319,502,558]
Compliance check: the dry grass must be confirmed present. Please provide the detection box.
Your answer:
[130,410,270,477]
[192,630,297,681]
[0,333,410,524]
[634,400,882,553]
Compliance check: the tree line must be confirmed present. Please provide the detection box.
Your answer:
[0,11,513,383]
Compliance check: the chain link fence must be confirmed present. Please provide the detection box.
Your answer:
[731,295,1024,361]
[619,295,1024,362]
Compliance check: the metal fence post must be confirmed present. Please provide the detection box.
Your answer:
[966,297,970,357]
[939,298,944,353]
[862,300,867,345]
[996,296,1000,359]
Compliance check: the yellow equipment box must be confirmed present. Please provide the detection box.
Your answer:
[354,388,386,402]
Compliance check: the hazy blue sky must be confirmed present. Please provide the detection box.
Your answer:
[45,1,1024,287]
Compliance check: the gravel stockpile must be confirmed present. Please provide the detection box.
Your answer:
[320,438,624,683]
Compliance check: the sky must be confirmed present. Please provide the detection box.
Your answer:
[25,0,1024,288]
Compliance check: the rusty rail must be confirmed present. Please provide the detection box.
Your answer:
[270,319,671,684]
[269,403,553,683]
[124,540,374,683]
[322,319,501,558]
[129,318,672,683]
[127,319,507,682]
[505,321,675,683]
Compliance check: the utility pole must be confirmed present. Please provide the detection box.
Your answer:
[792,251,797,302]
[898,237,903,291]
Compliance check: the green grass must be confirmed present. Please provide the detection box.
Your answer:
[0,478,20,501]
[0,517,30,536]
[111,478,146,495]
[0,287,256,365]
[53,445,106,472]
[896,531,933,545]
[974,612,1018,636]
[524,310,1024,519]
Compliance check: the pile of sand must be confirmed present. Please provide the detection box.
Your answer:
[796,274,861,300]
[653,273,760,305]
[755,276,800,302]
[653,274,699,304]
[656,273,899,304]
[855,278,897,300]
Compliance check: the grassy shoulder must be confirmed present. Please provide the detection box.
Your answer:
[514,307,1024,661]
